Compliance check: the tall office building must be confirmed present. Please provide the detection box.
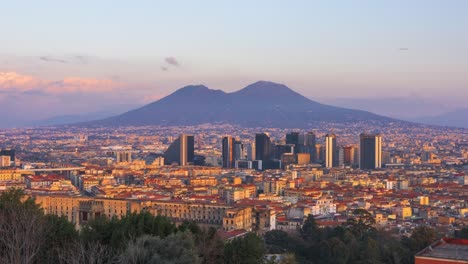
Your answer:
[116,151,132,163]
[343,146,357,166]
[305,132,317,162]
[255,133,272,162]
[338,147,345,167]
[359,133,382,170]
[286,131,316,162]
[286,132,300,151]
[233,140,244,160]
[274,144,294,159]
[315,143,324,162]
[164,134,195,166]
[222,136,234,168]
[246,143,256,161]
[325,133,337,168]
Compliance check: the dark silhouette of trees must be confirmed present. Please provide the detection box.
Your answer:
[224,233,265,264]
[456,227,468,239]
[0,189,70,264]
[264,212,442,264]
[118,232,200,264]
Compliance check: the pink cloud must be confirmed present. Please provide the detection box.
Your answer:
[0,71,42,92]
[0,71,121,95]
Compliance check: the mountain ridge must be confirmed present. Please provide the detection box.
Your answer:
[83,81,398,128]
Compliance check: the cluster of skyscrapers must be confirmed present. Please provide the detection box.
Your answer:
[160,132,382,171]
[222,132,383,170]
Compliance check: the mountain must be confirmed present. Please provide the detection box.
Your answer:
[85,81,397,128]
[31,111,121,126]
[411,108,468,128]
[318,97,453,120]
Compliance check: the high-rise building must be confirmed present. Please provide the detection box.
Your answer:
[305,132,317,162]
[222,136,234,168]
[164,134,195,166]
[255,133,271,162]
[245,143,256,161]
[316,143,324,162]
[233,140,244,160]
[286,131,316,162]
[325,133,337,168]
[338,147,345,167]
[286,132,300,150]
[382,151,391,166]
[116,151,132,163]
[343,146,357,166]
[359,133,382,170]
[274,144,294,159]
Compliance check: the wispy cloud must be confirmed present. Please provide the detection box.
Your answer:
[39,56,68,64]
[164,57,180,67]
[0,71,121,95]
[39,55,92,64]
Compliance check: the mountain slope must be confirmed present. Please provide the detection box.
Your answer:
[412,108,468,128]
[87,81,396,128]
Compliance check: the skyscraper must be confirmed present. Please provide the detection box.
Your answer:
[222,136,234,168]
[359,133,382,170]
[255,133,271,162]
[343,146,357,166]
[274,144,294,159]
[325,133,337,168]
[316,143,324,162]
[246,143,256,161]
[116,151,132,163]
[233,140,244,160]
[164,134,195,166]
[305,131,316,162]
[286,132,300,151]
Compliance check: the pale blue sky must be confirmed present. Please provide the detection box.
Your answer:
[0,0,467,124]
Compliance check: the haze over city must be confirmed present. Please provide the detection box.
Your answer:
[1,0,467,127]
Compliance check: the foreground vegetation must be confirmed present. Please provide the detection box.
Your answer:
[1,189,466,264]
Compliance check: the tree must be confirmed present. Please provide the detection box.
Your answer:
[356,237,382,264]
[279,253,298,264]
[404,226,437,254]
[39,214,79,263]
[265,230,291,253]
[80,211,177,251]
[456,227,468,239]
[118,232,200,264]
[0,188,49,264]
[301,214,321,243]
[195,227,224,264]
[318,237,350,264]
[58,241,112,264]
[346,209,376,240]
[224,233,265,264]
[179,220,202,235]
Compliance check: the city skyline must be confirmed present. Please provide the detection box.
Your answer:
[1,1,467,127]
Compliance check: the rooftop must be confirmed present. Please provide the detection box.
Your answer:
[415,238,468,261]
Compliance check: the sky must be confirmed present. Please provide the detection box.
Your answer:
[1,0,467,126]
